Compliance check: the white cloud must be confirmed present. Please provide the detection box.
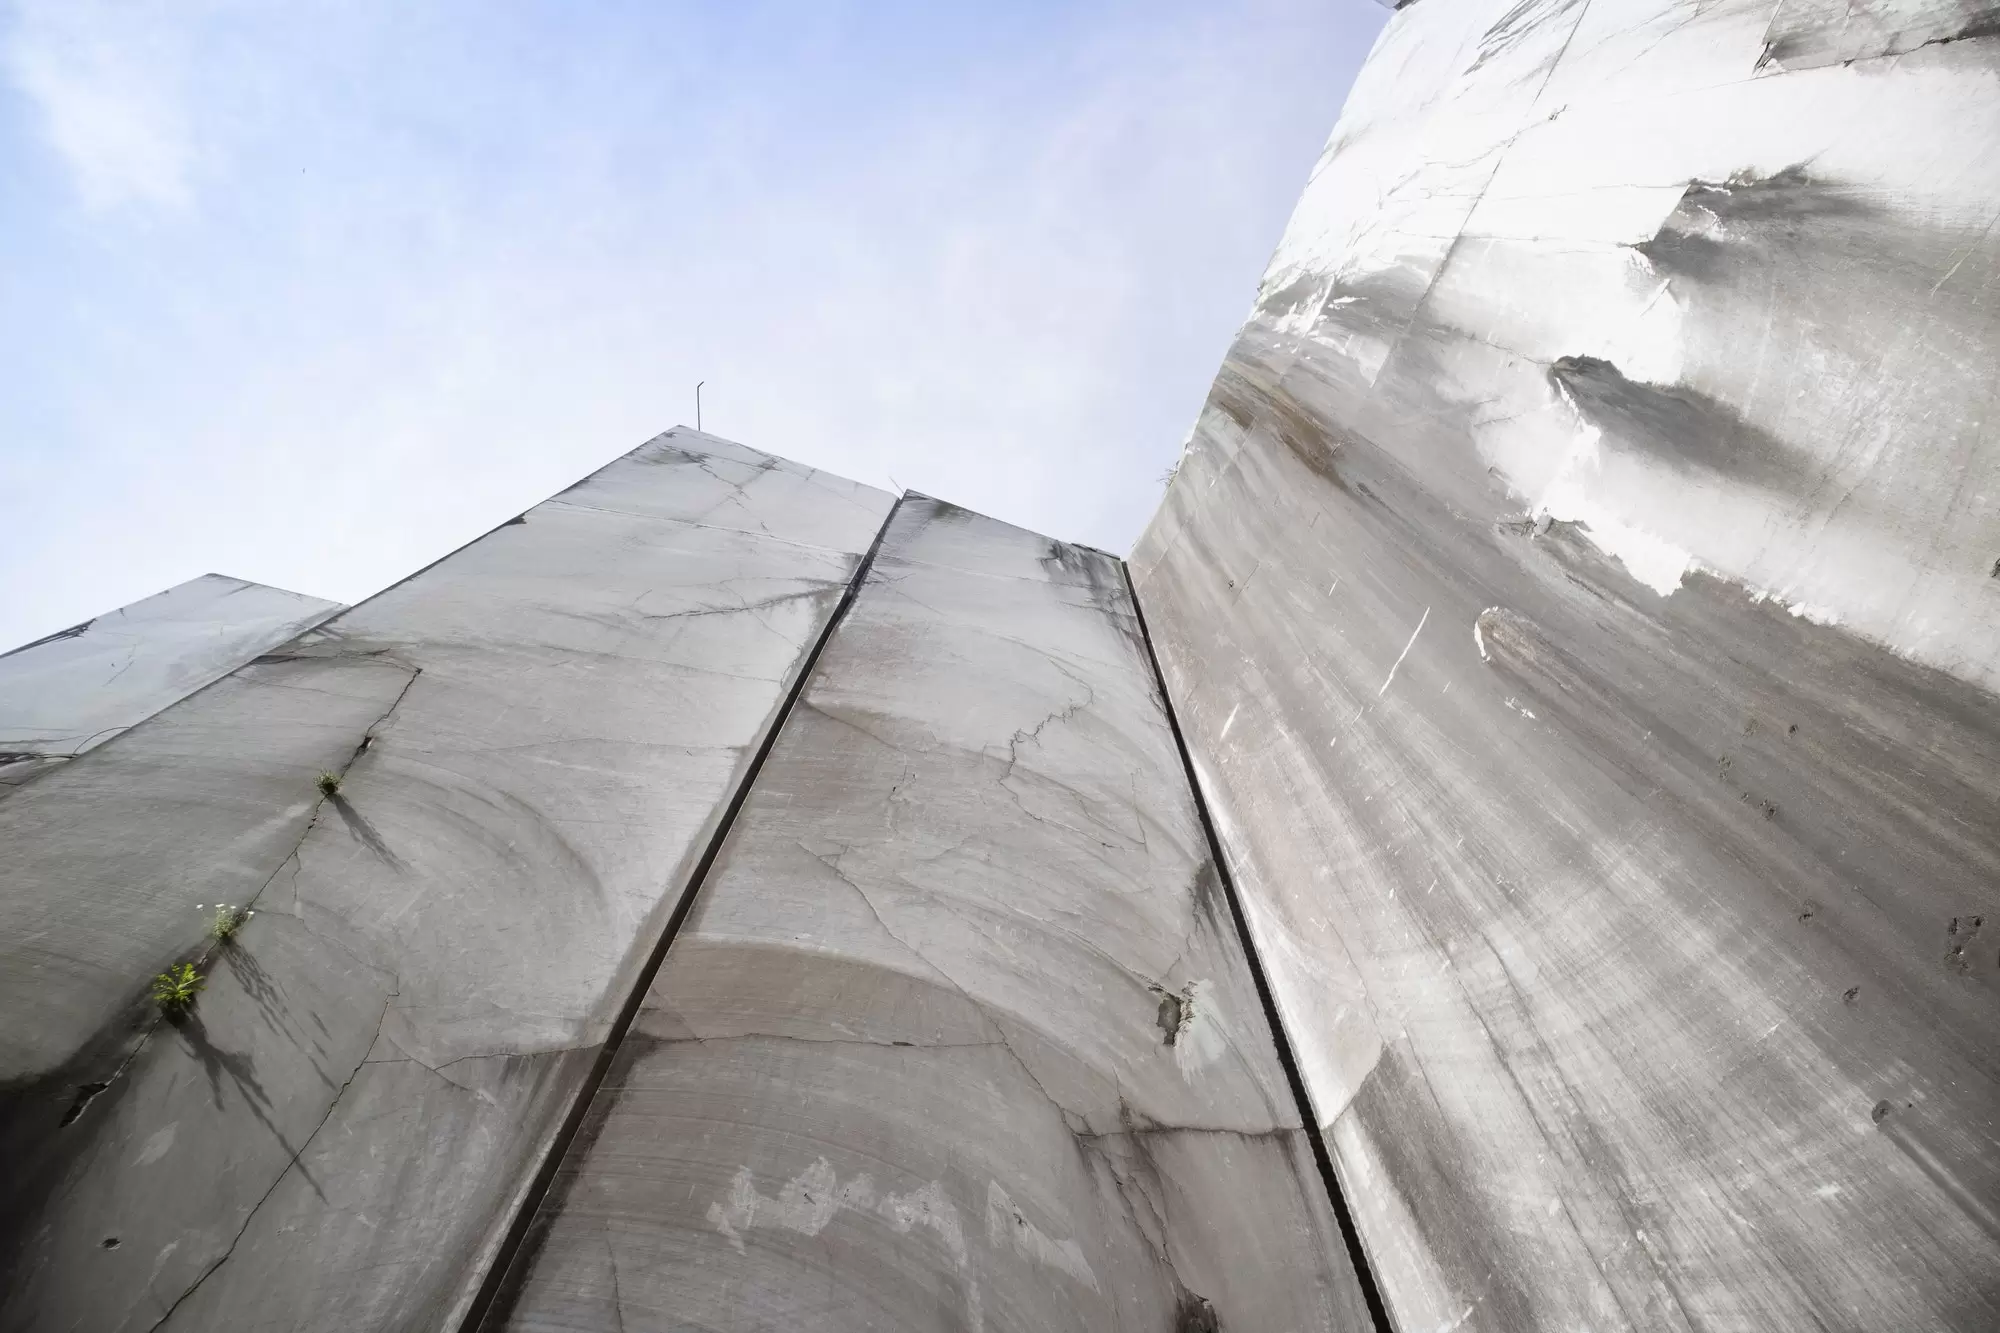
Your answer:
[0,1,1385,649]
[4,0,201,210]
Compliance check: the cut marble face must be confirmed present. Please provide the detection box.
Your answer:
[0,573,339,788]
[0,431,897,1333]
[1134,0,2000,1328]
[487,495,1374,1332]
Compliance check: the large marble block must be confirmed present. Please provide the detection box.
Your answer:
[487,496,1374,1332]
[0,573,338,789]
[1134,0,2000,1329]
[0,431,895,1332]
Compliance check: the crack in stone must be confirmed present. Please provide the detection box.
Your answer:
[603,1221,629,1333]
[632,584,840,624]
[799,843,1083,1123]
[143,990,396,1332]
[656,1029,1017,1053]
[60,664,420,1136]
[359,1034,593,1096]
[112,663,423,1329]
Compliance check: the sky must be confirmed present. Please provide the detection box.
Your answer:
[0,0,1385,650]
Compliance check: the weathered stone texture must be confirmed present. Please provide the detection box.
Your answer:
[0,430,894,1332]
[488,496,1372,1332]
[1133,0,2000,1329]
[0,573,338,789]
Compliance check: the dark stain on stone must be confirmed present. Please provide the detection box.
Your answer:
[643,443,711,468]
[1176,1291,1223,1332]
[1,618,94,659]
[1845,986,1862,1004]
[1036,536,1131,619]
[1343,1045,1539,1330]
[0,974,181,1303]
[1549,354,1814,493]
[57,1081,110,1128]
[467,1039,623,1331]
[1759,2,2000,70]
[1945,915,1984,974]
[1187,860,1230,934]
[1256,272,1325,326]
[1634,164,1881,285]
[1739,791,1779,820]
[1227,372,1379,508]
[908,493,980,526]
[1157,992,1180,1044]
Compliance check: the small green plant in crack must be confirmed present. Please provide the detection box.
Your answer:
[316,770,342,797]
[202,902,253,943]
[151,963,204,1017]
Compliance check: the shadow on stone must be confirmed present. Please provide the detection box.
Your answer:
[329,792,404,870]
[174,1010,326,1203]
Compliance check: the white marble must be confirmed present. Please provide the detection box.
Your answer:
[1137,1,2000,1329]
[0,431,896,1332]
[0,573,337,786]
[491,496,1372,1332]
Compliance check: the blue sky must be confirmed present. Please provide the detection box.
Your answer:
[0,1,1383,648]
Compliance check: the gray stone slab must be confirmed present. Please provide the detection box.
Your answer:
[489,496,1372,1331]
[0,574,338,788]
[1132,0,2000,1327]
[0,431,894,1332]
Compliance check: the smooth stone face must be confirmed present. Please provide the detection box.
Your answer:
[490,496,1373,1332]
[0,431,895,1333]
[0,573,338,788]
[1135,0,2000,1329]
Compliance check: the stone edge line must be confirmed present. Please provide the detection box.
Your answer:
[1121,561,1397,1333]
[453,495,907,1333]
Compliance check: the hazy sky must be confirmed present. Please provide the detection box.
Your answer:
[0,0,1384,649]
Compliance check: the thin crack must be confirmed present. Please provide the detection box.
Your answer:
[98,662,423,1328]
[144,990,396,1331]
[800,843,1083,1123]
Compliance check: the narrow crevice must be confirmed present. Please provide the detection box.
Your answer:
[455,497,905,1333]
[1120,561,1396,1333]
[59,667,416,1143]
[144,993,395,1332]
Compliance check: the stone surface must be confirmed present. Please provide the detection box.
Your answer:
[487,496,1372,1332]
[10,5,2000,1326]
[0,574,338,789]
[1135,1,2000,1329]
[0,430,895,1333]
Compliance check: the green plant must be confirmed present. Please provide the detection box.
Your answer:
[206,903,251,942]
[316,770,342,797]
[151,963,204,1016]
